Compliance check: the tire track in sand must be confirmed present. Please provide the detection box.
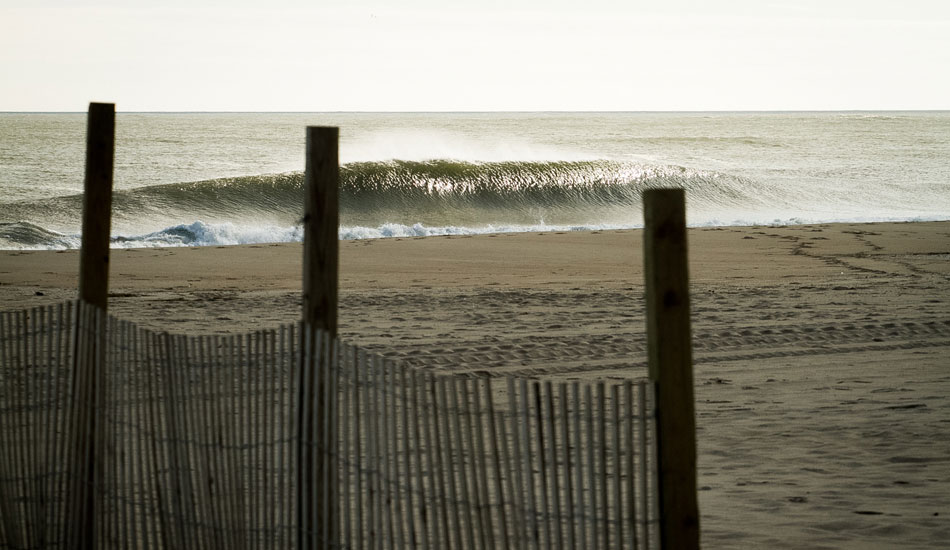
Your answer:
[375,317,950,378]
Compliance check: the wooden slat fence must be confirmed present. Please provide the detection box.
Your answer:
[0,301,658,549]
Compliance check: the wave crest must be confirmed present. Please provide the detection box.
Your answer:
[0,159,762,247]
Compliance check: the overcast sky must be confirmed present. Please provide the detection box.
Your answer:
[2,0,949,111]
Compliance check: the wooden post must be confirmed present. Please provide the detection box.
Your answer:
[67,102,115,550]
[78,102,115,310]
[303,126,339,334]
[643,188,700,550]
[299,126,339,550]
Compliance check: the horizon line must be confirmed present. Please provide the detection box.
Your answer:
[3,109,950,115]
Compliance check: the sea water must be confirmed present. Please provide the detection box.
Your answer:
[1,112,948,249]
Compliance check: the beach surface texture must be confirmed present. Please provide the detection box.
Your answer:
[2,221,948,548]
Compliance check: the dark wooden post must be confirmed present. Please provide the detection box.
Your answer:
[69,101,115,549]
[302,126,339,335]
[78,102,115,310]
[643,188,700,550]
[299,126,339,549]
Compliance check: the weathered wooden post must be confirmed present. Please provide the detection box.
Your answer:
[69,101,115,548]
[643,188,700,550]
[78,102,115,310]
[299,126,339,549]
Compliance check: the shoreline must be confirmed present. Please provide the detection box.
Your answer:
[3,219,947,290]
[2,219,948,338]
[2,219,949,547]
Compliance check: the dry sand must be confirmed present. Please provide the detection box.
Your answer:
[2,221,949,548]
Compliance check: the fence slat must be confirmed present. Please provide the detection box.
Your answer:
[571,382,585,550]
[484,379,508,550]
[639,382,650,549]
[145,326,159,550]
[321,335,335,549]
[279,327,291,549]
[27,307,40,545]
[624,381,639,550]
[377,356,394,550]
[409,368,429,550]
[255,331,266,549]
[37,306,54,546]
[298,326,313,547]
[266,330,278,549]
[555,383,572,550]
[111,319,125,549]
[340,344,353,549]
[438,375,464,550]
[215,334,238,550]
[585,384,597,550]
[1,310,22,548]
[459,379,478,549]
[543,381,561,550]
[354,347,366,550]
[399,364,418,549]
[504,377,524,550]
[124,323,140,550]
[387,360,405,550]
[518,378,539,550]
[192,335,212,548]
[448,376,478,549]
[21,308,35,547]
[472,380,494,550]
[533,382,551,550]
[611,384,622,550]
[38,307,54,545]
[64,304,85,543]
[598,382,608,550]
[424,372,447,550]
[363,349,375,549]
[195,334,213,550]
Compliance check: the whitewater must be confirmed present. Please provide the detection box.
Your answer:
[1,112,948,249]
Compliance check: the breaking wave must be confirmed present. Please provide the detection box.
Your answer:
[0,159,773,249]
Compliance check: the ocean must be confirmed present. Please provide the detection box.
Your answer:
[1,111,948,249]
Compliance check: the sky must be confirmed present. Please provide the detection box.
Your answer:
[1,0,949,112]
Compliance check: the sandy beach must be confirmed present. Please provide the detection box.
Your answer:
[2,220,949,548]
